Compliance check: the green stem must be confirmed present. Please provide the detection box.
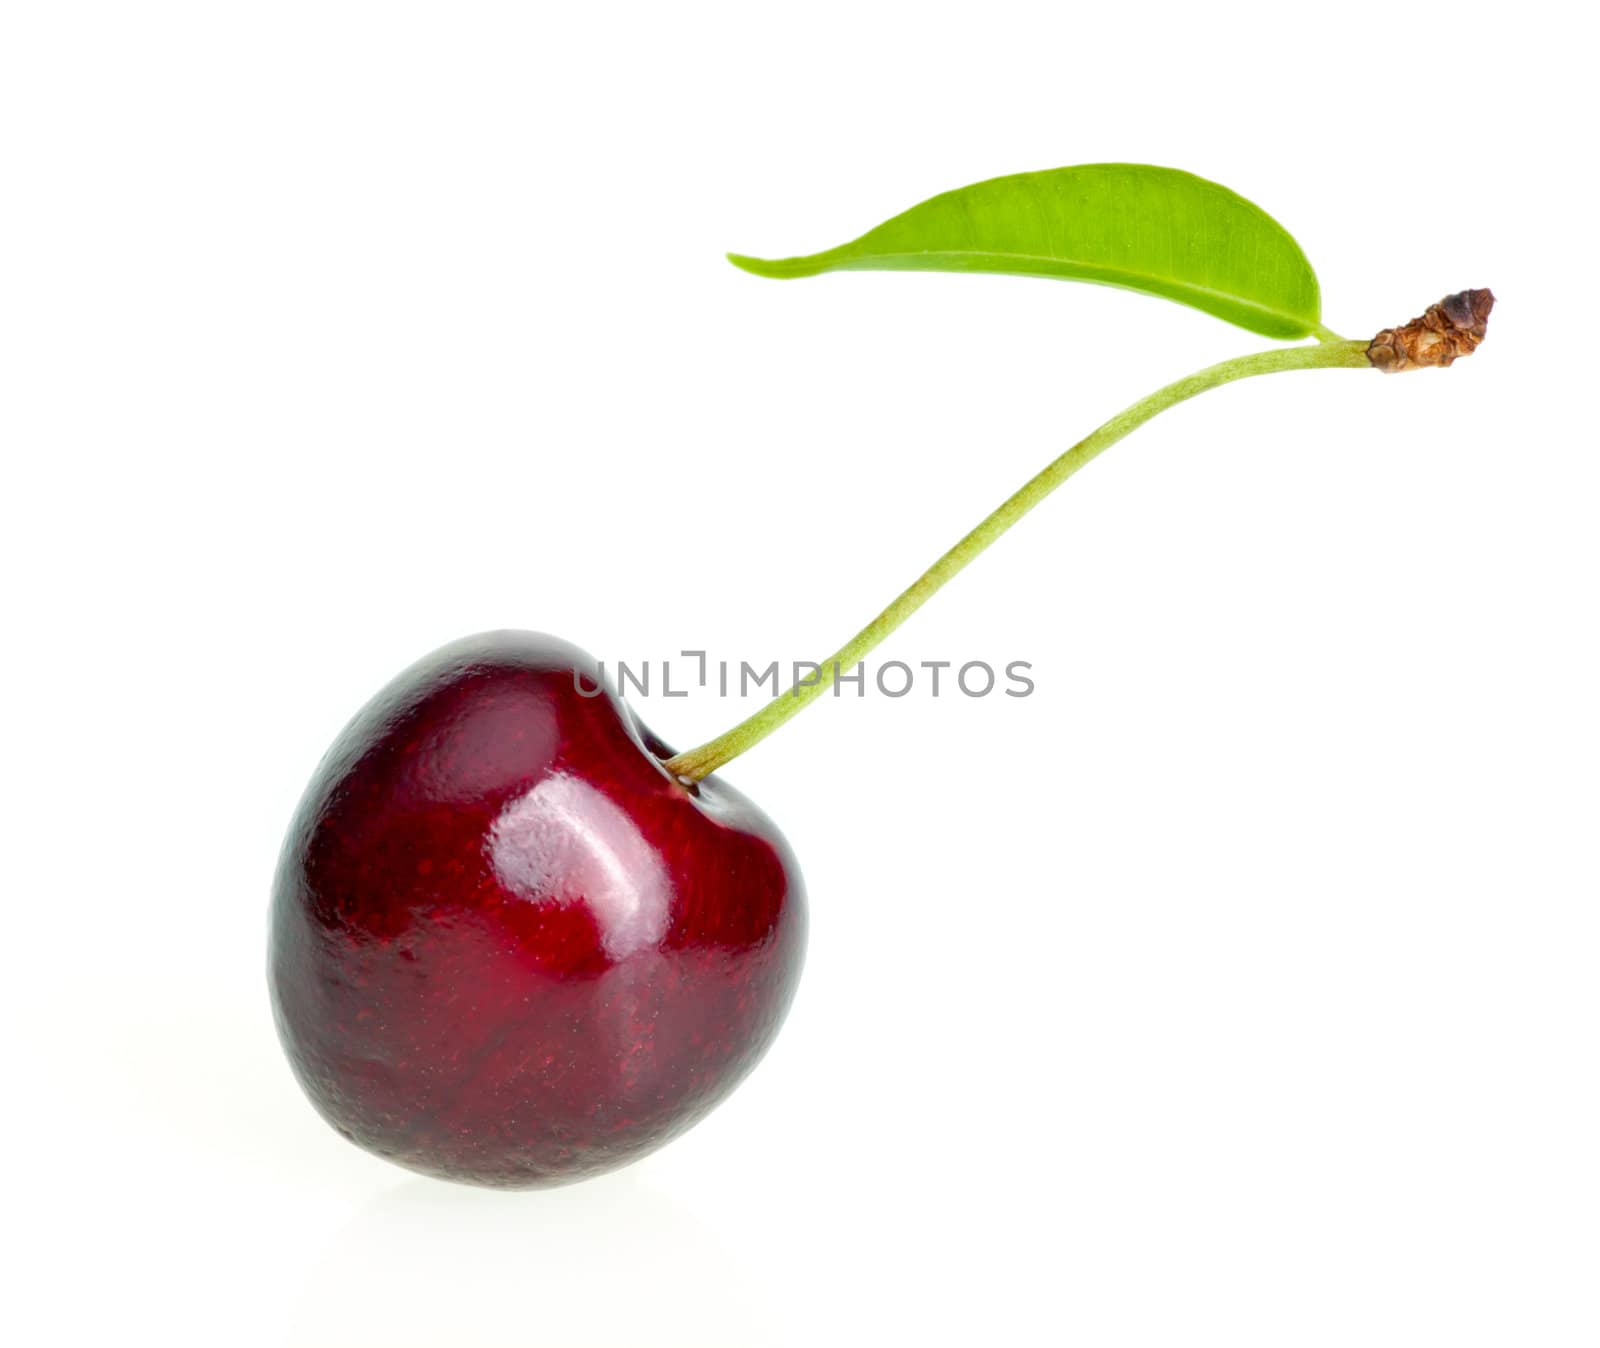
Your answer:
[664,339,1372,783]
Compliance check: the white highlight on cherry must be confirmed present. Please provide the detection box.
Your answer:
[488,774,672,959]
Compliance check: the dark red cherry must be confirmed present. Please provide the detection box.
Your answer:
[269,631,806,1188]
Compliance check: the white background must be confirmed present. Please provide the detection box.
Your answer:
[3,3,1595,1345]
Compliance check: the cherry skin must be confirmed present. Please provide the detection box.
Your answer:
[269,631,806,1188]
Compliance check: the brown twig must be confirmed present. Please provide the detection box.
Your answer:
[1367,289,1495,372]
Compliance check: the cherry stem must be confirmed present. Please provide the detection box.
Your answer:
[664,338,1372,783]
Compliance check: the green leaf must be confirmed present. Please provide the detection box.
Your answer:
[730,163,1325,340]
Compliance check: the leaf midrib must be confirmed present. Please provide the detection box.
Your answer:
[820,247,1314,331]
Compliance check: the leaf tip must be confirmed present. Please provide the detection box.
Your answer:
[725,251,820,280]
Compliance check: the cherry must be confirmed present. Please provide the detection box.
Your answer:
[270,631,806,1188]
